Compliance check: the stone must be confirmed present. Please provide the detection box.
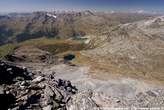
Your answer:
[32,76,44,83]
[146,90,158,97]
[58,79,65,87]
[65,95,71,103]
[66,91,100,110]
[53,101,60,108]
[65,81,72,87]
[44,85,54,97]
[7,68,12,71]
[66,87,72,92]
[0,87,4,94]
[20,81,30,87]
[28,84,43,90]
[43,105,52,110]
[71,88,77,94]
[38,83,46,89]
[53,88,63,101]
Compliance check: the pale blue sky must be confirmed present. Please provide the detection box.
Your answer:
[0,0,164,13]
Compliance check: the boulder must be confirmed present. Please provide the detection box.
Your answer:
[32,76,45,83]
[44,85,55,97]
[0,86,4,94]
[43,105,52,110]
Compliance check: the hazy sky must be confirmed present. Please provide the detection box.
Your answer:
[0,0,164,13]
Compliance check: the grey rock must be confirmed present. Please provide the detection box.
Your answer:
[53,101,60,109]
[7,68,12,71]
[66,91,100,110]
[65,81,72,87]
[53,88,63,101]
[32,76,44,83]
[0,86,4,94]
[44,85,54,97]
[146,90,158,97]
[38,83,46,89]
[28,84,43,90]
[43,105,52,110]
[66,87,72,92]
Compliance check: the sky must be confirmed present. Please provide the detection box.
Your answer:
[0,0,164,13]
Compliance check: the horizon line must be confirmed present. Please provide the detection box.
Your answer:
[0,9,163,14]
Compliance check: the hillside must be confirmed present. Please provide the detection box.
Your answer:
[80,16,164,83]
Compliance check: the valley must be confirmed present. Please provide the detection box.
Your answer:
[0,11,164,109]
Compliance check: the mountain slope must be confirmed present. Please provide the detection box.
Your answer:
[80,16,164,83]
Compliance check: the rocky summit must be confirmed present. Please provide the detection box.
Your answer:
[0,60,78,110]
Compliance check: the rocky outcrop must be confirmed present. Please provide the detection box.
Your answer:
[1,59,164,110]
[0,60,78,110]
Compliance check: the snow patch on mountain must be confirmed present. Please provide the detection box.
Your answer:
[144,16,164,26]
[46,13,57,19]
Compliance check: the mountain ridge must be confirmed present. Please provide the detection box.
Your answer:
[0,11,157,45]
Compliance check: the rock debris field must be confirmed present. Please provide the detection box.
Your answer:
[0,60,164,110]
[0,60,77,110]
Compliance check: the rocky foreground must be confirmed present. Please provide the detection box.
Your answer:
[0,60,78,110]
[0,59,164,110]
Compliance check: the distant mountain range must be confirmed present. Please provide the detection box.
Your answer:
[0,11,158,45]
